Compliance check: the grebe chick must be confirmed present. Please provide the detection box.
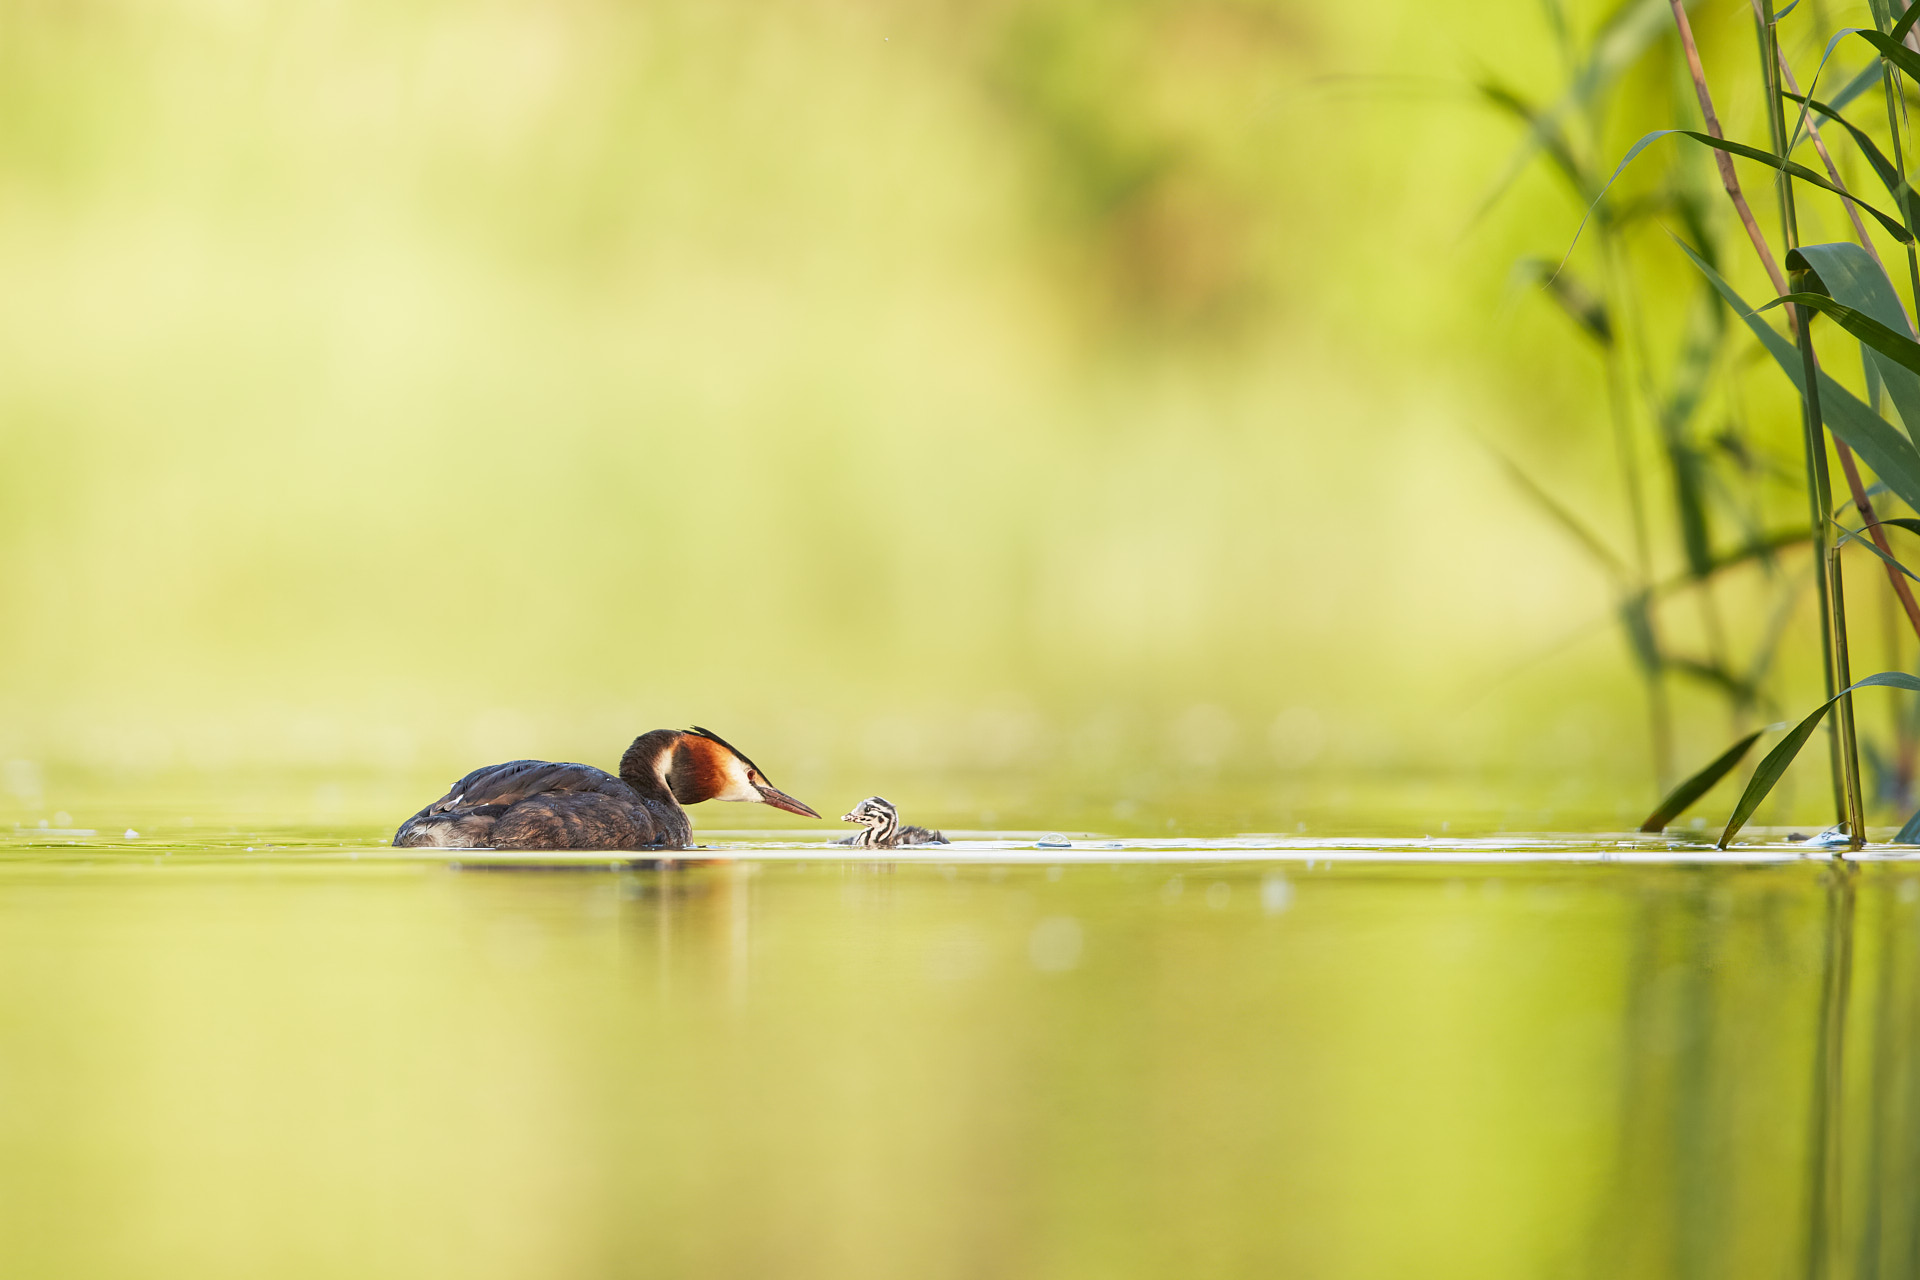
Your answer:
[392,726,820,851]
[836,796,947,848]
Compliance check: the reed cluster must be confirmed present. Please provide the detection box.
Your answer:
[1489,0,1920,846]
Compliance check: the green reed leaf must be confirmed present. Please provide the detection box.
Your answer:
[1677,239,1920,514]
[1854,30,1920,90]
[1780,95,1917,228]
[1837,524,1920,582]
[1576,134,1912,277]
[1720,672,1920,847]
[1720,716,1830,849]
[1678,132,1912,243]
[1784,30,1876,157]
[1770,291,1920,378]
[1867,517,1920,536]
[1895,805,1920,844]
[1642,727,1772,832]
[1895,0,1920,45]
[1788,243,1920,435]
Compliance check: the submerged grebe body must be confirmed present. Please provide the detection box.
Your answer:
[392,726,819,851]
[836,796,947,848]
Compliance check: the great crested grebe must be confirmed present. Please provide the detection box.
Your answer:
[836,796,947,848]
[392,726,820,851]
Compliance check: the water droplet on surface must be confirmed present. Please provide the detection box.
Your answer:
[123,829,139,839]
[1036,834,1070,849]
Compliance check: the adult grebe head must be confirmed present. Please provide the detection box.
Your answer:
[660,726,821,818]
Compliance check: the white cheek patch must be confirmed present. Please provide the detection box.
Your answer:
[714,756,763,803]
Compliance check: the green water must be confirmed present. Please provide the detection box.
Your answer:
[0,831,1915,1279]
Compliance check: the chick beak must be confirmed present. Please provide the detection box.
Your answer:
[756,783,821,819]
[840,811,859,823]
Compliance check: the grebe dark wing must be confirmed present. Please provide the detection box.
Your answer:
[422,760,634,814]
[395,760,644,849]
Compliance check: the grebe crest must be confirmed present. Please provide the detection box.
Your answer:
[837,796,947,848]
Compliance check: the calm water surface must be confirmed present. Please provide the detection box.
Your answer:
[2,825,1917,1279]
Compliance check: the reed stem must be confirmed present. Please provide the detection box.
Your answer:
[1759,0,1866,842]
[1667,0,1790,295]
[1775,56,1879,262]
[1870,0,1920,310]
[1764,49,1920,666]
[1670,0,1855,825]
[1774,4,1920,656]
[1829,541,1868,842]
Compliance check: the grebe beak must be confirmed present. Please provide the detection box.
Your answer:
[757,783,821,819]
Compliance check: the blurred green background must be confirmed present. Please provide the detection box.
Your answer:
[5,7,1912,1275]
[0,0,1874,832]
